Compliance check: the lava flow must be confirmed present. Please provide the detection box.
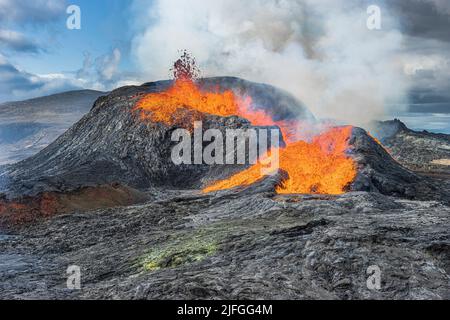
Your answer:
[135,51,252,126]
[203,126,356,195]
[135,52,357,195]
[135,78,250,125]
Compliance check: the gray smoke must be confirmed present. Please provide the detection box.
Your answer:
[132,0,410,127]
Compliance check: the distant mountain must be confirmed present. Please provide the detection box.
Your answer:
[0,90,106,165]
[373,119,450,177]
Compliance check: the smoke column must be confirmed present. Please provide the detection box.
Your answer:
[132,0,409,127]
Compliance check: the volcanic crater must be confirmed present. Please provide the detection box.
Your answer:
[0,59,448,299]
[0,75,444,224]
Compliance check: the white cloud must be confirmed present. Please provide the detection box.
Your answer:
[0,0,64,54]
[400,51,450,98]
[0,0,66,24]
[0,49,140,102]
[132,0,411,126]
[0,29,41,53]
[0,54,80,102]
[402,54,447,76]
[74,48,137,90]
[96,48,122,82]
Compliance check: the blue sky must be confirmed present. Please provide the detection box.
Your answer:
[9,0,135,73]
[0,0,149,102]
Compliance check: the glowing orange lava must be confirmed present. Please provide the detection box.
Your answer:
[203,126,356,195]
[135,75,357,195]
[135,77,300,143]
[135,79,250,125]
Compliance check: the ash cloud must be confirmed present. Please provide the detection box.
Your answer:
[132,0,410,127]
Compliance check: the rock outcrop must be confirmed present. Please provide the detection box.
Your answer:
[373,119,450,178]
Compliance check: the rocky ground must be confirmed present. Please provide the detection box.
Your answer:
[0,79,448,300]
[0,188,448,300]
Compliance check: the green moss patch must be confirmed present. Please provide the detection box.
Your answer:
[142,232,218,271]
[140,215,312,272]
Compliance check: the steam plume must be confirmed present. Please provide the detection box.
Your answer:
[132,0,409,127]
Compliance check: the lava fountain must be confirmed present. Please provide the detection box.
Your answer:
[134,52,357,195]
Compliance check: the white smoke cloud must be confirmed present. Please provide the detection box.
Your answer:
[96,48,122,82]
[132,0,410,127]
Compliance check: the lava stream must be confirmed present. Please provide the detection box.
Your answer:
[135,78,357,195]
[203,126,356,195]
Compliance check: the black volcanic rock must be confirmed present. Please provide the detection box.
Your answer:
[0,187,448,300]
[350,127,446,202]
[373,119,450,177]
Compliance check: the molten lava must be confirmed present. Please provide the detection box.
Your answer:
[203,126,356,195]
[135,52,357,195]
[135,79,250,125]
[135,76,301,143]
[135,51,254,126]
